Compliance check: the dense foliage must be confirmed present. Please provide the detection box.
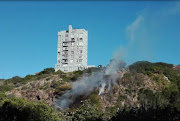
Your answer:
[0,97,61,121]
[129,61,179,83]
[111,106,180,121]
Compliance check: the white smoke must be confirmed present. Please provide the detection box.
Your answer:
[55,14,144,109]
[55,10,147,111]
[126,15,144,46]
[55,58,125,109]
[55,3,180,110]
[98,83,106,95]
[55,71,104,109]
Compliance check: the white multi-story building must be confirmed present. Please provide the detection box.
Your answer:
[55,25,88,72]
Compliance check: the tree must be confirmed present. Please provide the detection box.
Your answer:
[0,97,61,121]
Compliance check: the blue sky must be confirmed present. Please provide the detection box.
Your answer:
[0,1,180,79]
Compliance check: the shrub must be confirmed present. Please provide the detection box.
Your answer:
[72,100,103,121]
[88,90,102,110]
[54,70,64,75]
[129,61,180,84]
[0,97,61,121]
[0,92,6,101]
[0,84,14,92]
[55,84,72,95]
[37,68,55,75]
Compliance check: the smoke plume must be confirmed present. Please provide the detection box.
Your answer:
[99,83,106,95]
[55,57,125,109]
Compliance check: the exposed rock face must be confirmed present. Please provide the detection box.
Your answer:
[100,71,159,111]
[5,70,159,110]
[5,75,60,106]
[21,89,55,105]
[174,65,180,75]
[5,68,168,111]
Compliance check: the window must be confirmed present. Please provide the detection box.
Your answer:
[71,38,75,41]
[70,60,73,63]
[79,38,83,41]
[63,51,68,55]
[58,60,60,63]
[71,35,74,38]
[71,42,74,46]
[63,47,68,50]
[71,51,74,54]
[71,55,74,58]
[63,43,68,46]
[79,42,83,46]
[79,46,83,49]
[79,33,83,38]
[79,50,83,54]
[65,34,68,37]
[79,56,82,58]
[63,64,67,67]
[79,59,83,63]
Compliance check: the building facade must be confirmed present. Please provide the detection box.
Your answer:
[55,25,88,72]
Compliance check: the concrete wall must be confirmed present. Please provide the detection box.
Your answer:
[55,25,88,72]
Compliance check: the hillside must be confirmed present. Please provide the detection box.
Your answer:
[0,61,180,120]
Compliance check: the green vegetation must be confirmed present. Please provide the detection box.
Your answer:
[88,90,102,110]
[129,61,180,111]
[69,70,84,81]
[129,61,180,91]
[0,62,180,120]
[71,100,103,121]
[37,68,55,75]
[129,61,179,83]
[55,83,72,95]
[0,97,61,121]
[111,106,180,121]
[0,92,6,101]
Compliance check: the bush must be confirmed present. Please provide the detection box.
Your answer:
[69,70,84,81]
[54,70,64,75]
[129,61,180,84]
[111,106,180,121]
[72,100,103,121]
[88,90,102,110]
[0,97,61,121]
[7,76,23,85]
[155,62,173,68]
[55,84,72,95]
[37,68,55,75]
[0,84,14,92]
[0,92,6,101]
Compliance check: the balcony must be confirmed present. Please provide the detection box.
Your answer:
[62,59,68,64]
[62,55,68,59]
[62,51,68,55]
[63,47,68,51]
[62,43,68,47]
